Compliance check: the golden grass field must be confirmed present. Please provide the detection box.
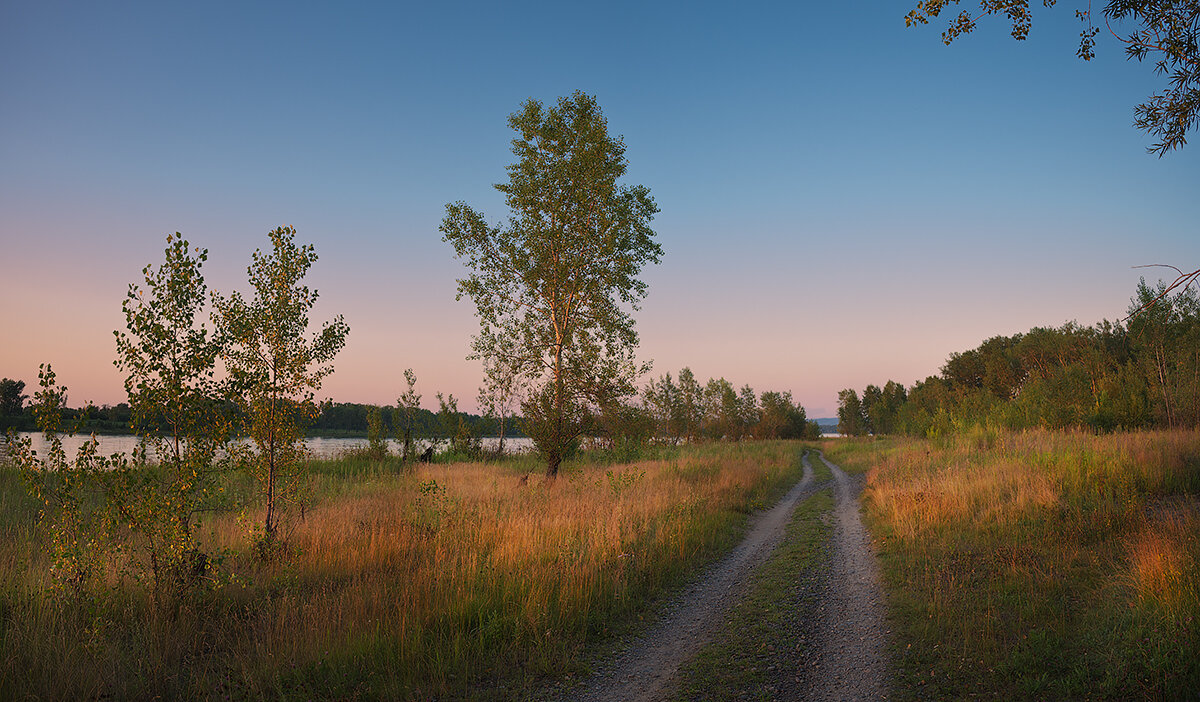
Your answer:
[825,429,1200,700]
[0,441,804,700]
[5,430,1196,700]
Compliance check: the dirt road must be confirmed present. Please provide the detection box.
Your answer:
[558,449,890,701]
[807,451,890,701]
[562,455,819,702]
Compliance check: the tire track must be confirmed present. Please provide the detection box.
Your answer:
[561,454,821,702]
[807,451,890,701]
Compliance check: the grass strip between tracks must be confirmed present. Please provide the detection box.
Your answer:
[674,453,834,701]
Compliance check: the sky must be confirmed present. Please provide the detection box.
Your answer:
[1,1,1196,418]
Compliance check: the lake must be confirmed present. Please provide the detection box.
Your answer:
[2,433,534,463]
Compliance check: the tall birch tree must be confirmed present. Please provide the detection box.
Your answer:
[441,92,661,478]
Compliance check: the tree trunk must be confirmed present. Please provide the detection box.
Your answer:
[548,342,564,480]
[264,395,277,542]
[1155,345,1174,427]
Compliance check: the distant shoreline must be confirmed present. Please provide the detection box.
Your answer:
[5,428,523,440]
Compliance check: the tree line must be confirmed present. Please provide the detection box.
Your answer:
[2,373,819,449]
[639,369,822,444]
[0,381,137,434]
[0,393,509,441]
[312,402,507,438]
[837,279,1200,437]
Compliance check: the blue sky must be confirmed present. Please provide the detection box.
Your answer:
[2,1,1196,417]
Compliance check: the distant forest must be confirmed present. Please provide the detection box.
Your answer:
[0,379,821,443]
[0,396,513,439]
[837,280,1200,437]
[312,402,515,438]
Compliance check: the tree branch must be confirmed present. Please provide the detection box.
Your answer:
[1124,263,1200,319]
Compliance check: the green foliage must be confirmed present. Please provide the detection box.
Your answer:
[604,467,645,496]
[214,226,349,546]
[848,278,1199,438]
[837,388,867,436]
[308,397,505,443]
[643,368,811,443]
[394,368,422,461]
[112,233,230,599]
[442,91,662,478]
[0,378,33,432]
[519,383,588,468]
[756,390,808,439]
[5,366,116,597]
[905,0,1199,155]
[1128,278,1200,429]
[0,378,27,417]
[365,405,388,459]
[1,400,131,435]
[737,384,758,436]
[864,380,906,435]
[436,392,481,460]
[593,397,654,461]
[476,334,528,457]
[676,367,704,442]
[702,377,743,440]
[643,371,682,444]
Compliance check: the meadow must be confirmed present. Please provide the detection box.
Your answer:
[6,430,1197,700]
[825,429,1200,700]
[0,441,805,700]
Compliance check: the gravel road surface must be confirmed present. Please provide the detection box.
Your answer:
[806,451,891,701]
[561,457,820,702]
[555,449,891,701]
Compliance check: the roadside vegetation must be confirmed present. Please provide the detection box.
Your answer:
[0,441,808,699]
[826,429,1200,700]
[836,280,1200,438]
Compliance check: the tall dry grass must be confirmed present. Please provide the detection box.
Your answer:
[0,440,804,700]
[825,429,1200,700]
[1128,505,1200,619]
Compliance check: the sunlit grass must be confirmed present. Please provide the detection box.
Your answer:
[825,429,1200,700]
[1127,506,1200,618]
[0,440,805,700]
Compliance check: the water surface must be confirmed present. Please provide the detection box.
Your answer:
[4,433,532,462]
